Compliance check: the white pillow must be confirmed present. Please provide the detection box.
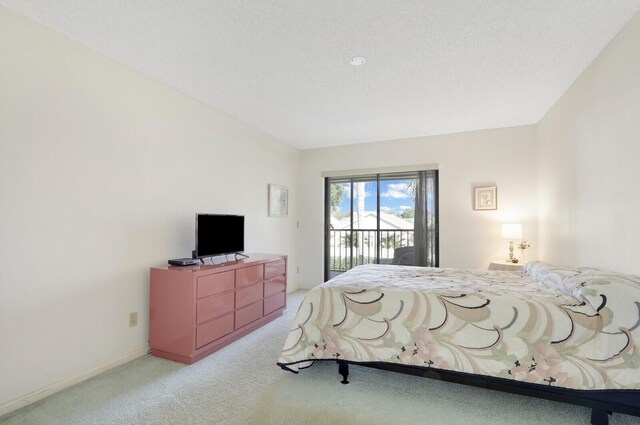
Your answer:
[523,261,580,295]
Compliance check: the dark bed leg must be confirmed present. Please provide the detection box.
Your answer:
[590,409,610,425]
[338,360,349,384]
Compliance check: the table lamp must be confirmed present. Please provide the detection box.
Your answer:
[502,224,522,263]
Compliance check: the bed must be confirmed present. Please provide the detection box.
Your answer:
[277,262,640,424]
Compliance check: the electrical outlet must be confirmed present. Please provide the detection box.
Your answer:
[129,312,138,327]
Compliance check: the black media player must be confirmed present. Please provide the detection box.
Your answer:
[168,258,200,266]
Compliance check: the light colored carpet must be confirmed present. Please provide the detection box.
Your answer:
[1,291,637,425]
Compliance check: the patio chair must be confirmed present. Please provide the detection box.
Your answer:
[391,246,414,266]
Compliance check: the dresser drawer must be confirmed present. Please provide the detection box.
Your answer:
[264,259,286,280]
[264,275,286,298]
[197,270,235,299]
[235,300,263,329]
[196,312,234,349]
[235,282,263,309]
[264,292,286,315]
[236,264,263,288]
[196,291,234,325]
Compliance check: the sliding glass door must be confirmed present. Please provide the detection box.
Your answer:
[324,170,438,281]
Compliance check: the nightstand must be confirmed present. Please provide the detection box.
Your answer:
[489,260,524,271]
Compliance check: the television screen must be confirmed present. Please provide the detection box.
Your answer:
[196,214,244,258]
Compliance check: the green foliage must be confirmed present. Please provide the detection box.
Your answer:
[329,256,350,271]
[405,180,417,199]
[329,256,376,271]
[380,234,401,249]
[332,210,350,220]
[400,208,415,219]
[341,232,369,248]
[330,184,345,212]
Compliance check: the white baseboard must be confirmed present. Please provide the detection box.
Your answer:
[0,345,150,418]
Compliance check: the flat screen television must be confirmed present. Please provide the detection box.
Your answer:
[196,214,244,258]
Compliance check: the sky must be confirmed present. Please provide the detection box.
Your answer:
[336,179,415,214]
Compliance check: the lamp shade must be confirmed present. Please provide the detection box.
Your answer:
[502,223,522,240]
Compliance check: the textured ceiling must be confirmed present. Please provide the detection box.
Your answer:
[2,1,640,149]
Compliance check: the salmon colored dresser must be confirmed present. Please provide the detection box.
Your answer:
[149,254,287,364]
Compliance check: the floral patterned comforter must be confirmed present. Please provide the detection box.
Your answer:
[277,262,640,390]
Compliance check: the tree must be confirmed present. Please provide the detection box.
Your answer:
[342,232,361,248]
[330,184,345,212]
[405,179,417,199]
[400,208,415,219]
[381,234,401,249]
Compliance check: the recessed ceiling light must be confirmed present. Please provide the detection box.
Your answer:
[350,56,366,66]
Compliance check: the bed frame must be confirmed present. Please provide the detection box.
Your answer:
[333,360,640,425]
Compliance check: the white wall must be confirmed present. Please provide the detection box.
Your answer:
[537,11,640,274]
[0,6,298,411]
[298,126,538,288]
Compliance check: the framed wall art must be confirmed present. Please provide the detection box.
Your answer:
[268,184,288,217]
[474,186,497,210]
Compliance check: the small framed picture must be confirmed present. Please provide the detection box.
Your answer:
[268,184,288,217]
[474,186,497,210]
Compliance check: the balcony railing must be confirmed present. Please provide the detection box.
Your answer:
[328,229,415,272]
